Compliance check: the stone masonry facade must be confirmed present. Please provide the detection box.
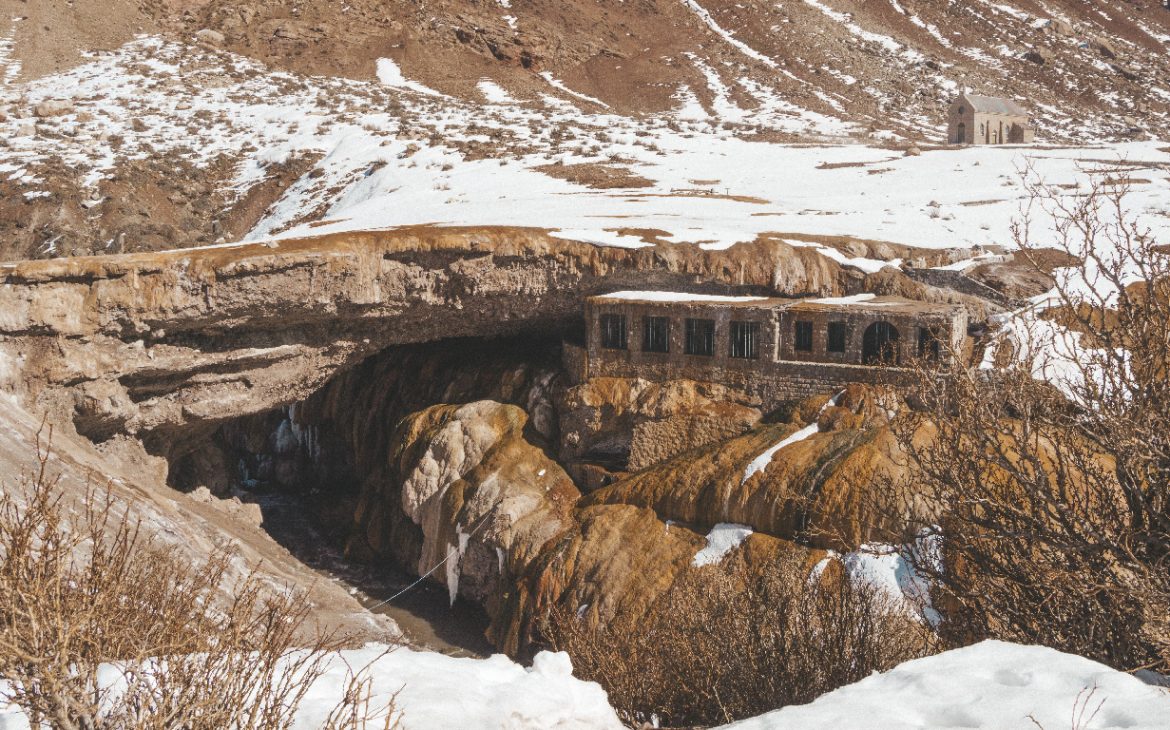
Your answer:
[574,292,969,412]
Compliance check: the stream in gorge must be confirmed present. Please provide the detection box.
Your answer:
[253,491,495,658]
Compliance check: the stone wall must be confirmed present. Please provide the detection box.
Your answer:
[584,298,784,367]
[581,295,965,412]
[777,305,967,365]
[584,351,915,413]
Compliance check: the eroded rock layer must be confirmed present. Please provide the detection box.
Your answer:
[0,226,851,463]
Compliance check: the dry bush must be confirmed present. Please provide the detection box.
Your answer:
[882,174,1170,673]
[540,556,936,727]
[0,433,398,729]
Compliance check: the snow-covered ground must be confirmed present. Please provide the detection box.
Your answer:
[0,647,623,730]
[2,37,1168,257]
[8,641,1163,729]
[720,640,1170,730]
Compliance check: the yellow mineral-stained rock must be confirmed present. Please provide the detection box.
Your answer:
[347,400,580,637]
[557,376,762,482]
[493,502,830,655]
[584,386,930,551]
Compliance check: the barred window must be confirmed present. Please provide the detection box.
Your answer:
[827,321,847,353]
[918,326,941,360]
[600,313,627,350]
[685,318,716,357]
[794,321,814,352]
[729,321,760,359]
[643,316,670,353]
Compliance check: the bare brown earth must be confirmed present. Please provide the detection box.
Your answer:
[533,163,655,190]
[5,0,1170,131]
[2,1,1168,264]
[0,150,318,261]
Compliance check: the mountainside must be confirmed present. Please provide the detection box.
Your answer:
[9,0,1170,133]
[2,1,1170,262]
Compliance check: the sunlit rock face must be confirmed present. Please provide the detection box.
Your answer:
[582,384,921,551]
[0,227,846,466]
[556,376,763,489]
[347,401,580,629]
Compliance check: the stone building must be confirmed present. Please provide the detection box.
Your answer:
[947,94,1035,145]
[569,291,969,411]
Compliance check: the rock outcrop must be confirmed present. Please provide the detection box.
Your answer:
[0,226,847,468]
[0,394,393,644]
[584,385,925,552]
[344,400,580,644]
[556,377,763,488]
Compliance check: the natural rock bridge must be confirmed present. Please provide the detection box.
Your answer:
[0,226,887,460]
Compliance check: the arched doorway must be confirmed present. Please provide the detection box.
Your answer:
[956,122,966,144]
[863,321,900,365]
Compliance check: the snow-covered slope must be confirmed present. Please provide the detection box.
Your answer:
[298,647,623,730]
[721,640,1170,730]
[0,647,623,730]
[14,0,1170,139]
[3,37,1169,261]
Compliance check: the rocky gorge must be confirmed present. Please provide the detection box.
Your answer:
[0,223,989,658]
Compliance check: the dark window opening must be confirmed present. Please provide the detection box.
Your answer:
[643,316,670,353]
[827,321,847,353]
[794,321,814,352]
[685,318,716,357]
[862,321,900,365]
[600,313,627,350]
[730,321,761,359]
[918,326,941,361]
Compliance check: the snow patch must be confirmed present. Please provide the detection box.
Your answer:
[539,72,610,109]
[719,640,1170,729]
[682,0,779,69]
[376,58,443,97]
[598,291,769,303]
[741,391,843,485]
[477,79,514,104]
[801,293,877,305]
[692,523,754,566]
[0,646,624,730]
[741,423,819,485]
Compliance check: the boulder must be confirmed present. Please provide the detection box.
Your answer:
[33,99,73,118]
[1110,63,1139,81]
[194,28,226,46]
[1092,37,1118,60]
[1022,48,1050,65]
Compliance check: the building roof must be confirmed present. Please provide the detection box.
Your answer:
[589,291,962,316]
[785,294,962,316]
[591,290,783,309]
[595,291,770,304]
[959,94,1029,117]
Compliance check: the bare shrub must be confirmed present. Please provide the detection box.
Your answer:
[540,555,936,727]
[883,173,1170,673]
[0,433,398,729]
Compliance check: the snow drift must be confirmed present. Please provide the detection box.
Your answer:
[720,640,1170,730]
